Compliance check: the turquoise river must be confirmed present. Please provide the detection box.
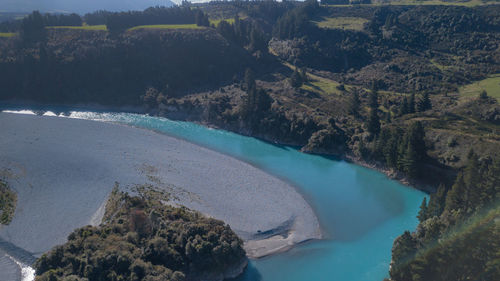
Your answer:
[4,108,427,281]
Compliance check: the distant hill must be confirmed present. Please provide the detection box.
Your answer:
[0,0,176,14]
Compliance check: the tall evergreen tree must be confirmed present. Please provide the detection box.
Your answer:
[445,173,466,212]
[384,129,400,168]
[300,68,308,83]
[348,90,361,117]
[369,90,379,109]
[408,93,416,114]
[407,121,426,162]
[417,92,432,112]
[21,11,46,44]
[417,197,428,223]
[401,96,409,115]
[249,25,267,52]
[401,142,419,179]
[462,152,481,213]
[367,107,381,137]
[290,67,303,88]
[483,158,500,204]
[244,68,256,92]
[427,184,447,218]
[241,68,257,118]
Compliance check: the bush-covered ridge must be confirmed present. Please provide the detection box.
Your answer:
[34,185,247,281]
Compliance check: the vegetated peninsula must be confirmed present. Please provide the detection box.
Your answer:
[0,0,499,280]
[34,185,247,281]
[0,179,17,225]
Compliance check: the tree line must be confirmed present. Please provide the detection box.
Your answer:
[216,15,268,53]
[105,6,208,33]
[273,0,319,40]
[7,6,212,42]
[346,86,432,180]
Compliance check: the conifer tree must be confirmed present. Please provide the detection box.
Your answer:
[483,159,500,204]
[407,121,426,162]
[479,90,488,100]
[417,92,432,112]
[244,68,256,92]
[445,173,466,212]
[367,107,381,137]
[463,151,481,213]
[290,67,303,88]
[241,68,257,119]
[401,142,418,179]
[300,68,308,83]
[21,11,46,44]
[384,130,400,168]
[369,90,379,109]
[417,197,428,223]
[401,96,409,115]
[348,90,361,117]
[408,93,416,114]
[250,25,267,52]
[427,184,446,217]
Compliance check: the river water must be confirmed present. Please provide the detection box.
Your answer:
[1,109,426,281]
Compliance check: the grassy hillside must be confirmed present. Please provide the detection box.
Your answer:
[459,74,500,101]
[2,2,498,178]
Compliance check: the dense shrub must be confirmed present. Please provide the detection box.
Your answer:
[34,186,246,281]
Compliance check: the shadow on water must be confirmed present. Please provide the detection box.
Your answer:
[230,262,263,281]
[0,237,37,266]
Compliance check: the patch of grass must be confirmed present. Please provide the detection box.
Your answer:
[0,180,17,225]
[459,74,500,101]
[313,17,369,31]
[280,61,350,95]
[209,18,235,27]
[128,24,204,31]
[302,77,342,95]
[46,25,107,31]
[430,59,450,72]
[0,32,16,38]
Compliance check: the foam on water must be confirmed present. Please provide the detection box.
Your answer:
[2,110,36,115]
[7,255,35,281]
